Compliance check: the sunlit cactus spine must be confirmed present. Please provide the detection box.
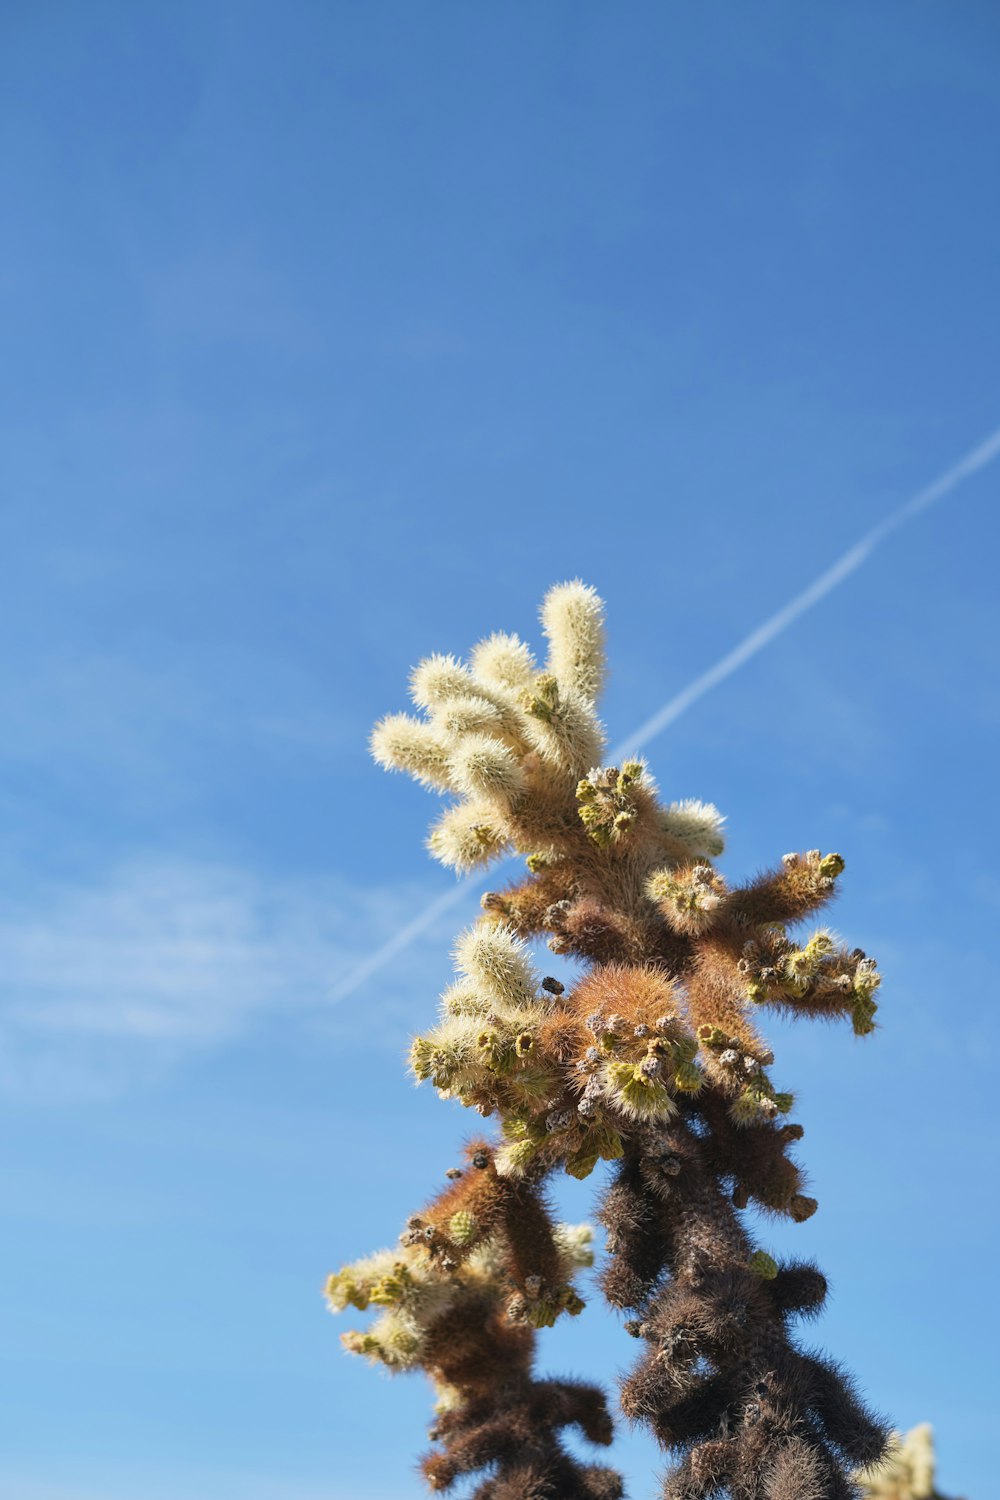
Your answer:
[329,582,892,1499]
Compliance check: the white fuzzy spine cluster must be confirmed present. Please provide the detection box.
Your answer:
[541,580,607,702]
[453,923,539,1011]
[370,583,610,870]
[660,797,727,859]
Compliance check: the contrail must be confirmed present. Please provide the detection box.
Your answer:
[330,880,478,1001]
[612,422,1000,758]
[330,423,1000,1004]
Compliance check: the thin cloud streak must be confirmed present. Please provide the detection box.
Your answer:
[325,880,477,1000]
[614,422,1000,757]
[330,423,1000,1005]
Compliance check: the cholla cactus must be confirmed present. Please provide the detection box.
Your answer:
[330,582,892,1499]
[857,1425,963,1500]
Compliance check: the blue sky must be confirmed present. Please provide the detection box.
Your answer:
[1,3,999,1496]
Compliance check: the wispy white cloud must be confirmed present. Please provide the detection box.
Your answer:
[0,856,451,1101]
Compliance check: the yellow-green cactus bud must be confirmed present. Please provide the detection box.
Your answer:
[854,973,880,1002]
[617,760,644,790]
[502,1111,545,1144]
[575,763,645,846]
[673,1060,704,1093]
[380,1320,423,1363]
[341,1329,380,1356]
[497,1137,543,1175]
[449,1210,477,1245]
[572,1122,625,1163]
[730,1085,780,1124]
[558,1287,586,1316]
[324,1272,368,1312]
[476,1029,507,1071]
[697,1023,730,1047]
[564,1149,599,1180]
[784,950,815,995]
[647,864,726,929]
[819,852,845,879]
[523,673,560,723]
[749,1250,779,1279]
[606,1060,677,1120]
[807,930,836,957]
[409,1036,436,1082]
[645,870,676,903]
[517,1280,587,1329]
[783,930,837,996]
[523,1299,558,1328]
[852,956,881,1005]
[852,994,878,1036]
[369,1264,414,1306]
[342,1313,424,1368]
[672,1034,699,1065]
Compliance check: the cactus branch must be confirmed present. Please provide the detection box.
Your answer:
[331,584,890,1499]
